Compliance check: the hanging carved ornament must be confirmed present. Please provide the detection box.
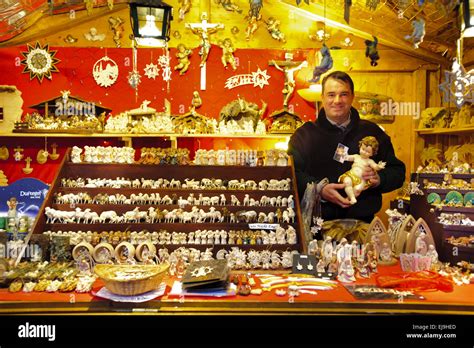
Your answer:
[439,59,474,108]
[93,55,119,87]
[158,53,172,82]
[20,42,60,82]
[128,70,141,89]
[144,63,160,80]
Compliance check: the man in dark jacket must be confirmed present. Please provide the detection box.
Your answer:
[288,71,405,223]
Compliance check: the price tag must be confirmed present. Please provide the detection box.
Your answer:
[248,223,280,230]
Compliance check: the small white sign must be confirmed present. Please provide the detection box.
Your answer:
[248,223,280,230]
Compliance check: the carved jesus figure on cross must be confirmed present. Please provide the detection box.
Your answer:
[270,55,308,108]
[185,13,224,67]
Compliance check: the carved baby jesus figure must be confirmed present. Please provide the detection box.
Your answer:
[339,136,385,204]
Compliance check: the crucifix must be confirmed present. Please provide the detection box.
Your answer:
[269,54,308,109]
[50,143,60,160]
[185,12,224,90]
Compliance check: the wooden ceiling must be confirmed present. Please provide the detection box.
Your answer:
[0,0,462,66]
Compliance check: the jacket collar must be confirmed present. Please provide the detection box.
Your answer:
[316,106,360,132]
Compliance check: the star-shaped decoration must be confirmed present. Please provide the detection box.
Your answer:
[190,266,213,278]
[439,60,474,107]
[60,90,71,102]
[20,42,60,82]
[144,63,159,80]
[157,54,171,68]
[251,68,271,89]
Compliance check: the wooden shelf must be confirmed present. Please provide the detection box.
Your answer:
[0,132,291,139]
[414,126,474,135]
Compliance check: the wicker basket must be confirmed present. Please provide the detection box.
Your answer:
[94,263,169,296]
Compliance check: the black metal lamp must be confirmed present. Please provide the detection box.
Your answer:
[462,0,474,37]
[130,0,173,46]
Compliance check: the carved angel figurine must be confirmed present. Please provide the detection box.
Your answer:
[220,38,237,70]
[245,16,259,41]
[404,18,425,49]
[338,136,386,204]
[174,44,192,75]
[178,0,191,21]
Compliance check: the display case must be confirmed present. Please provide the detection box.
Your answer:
[30,149,307,264]
[410,172,474,263]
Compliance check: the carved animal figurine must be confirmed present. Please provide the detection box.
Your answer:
[219,98,267,130]
[309,44,333,83]
[365,36,379,67]
[404,18,425,49]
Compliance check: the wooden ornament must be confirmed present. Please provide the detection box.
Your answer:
[0,146,9,160]
[37,149,48,164]
[0,170,8,186]
[22,157,33,174]
[49,143,60,160]
[14,146,24,161]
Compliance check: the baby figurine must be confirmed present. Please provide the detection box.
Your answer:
[220,38,237,70]
[174,43,192,75]
[339,136,386,204]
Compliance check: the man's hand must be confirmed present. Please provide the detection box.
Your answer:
[321,183,352,208]
[362,167,381,187]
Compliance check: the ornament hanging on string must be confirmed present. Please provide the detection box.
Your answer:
[158,46,172,92]
[439,58,474,108]
[144,50,159,79]
[144,63,159,79]
[20,42,60,82]
[128,41,141,101]
[14,146,24,161]
[93,54,119,87]
[404,18,425,49]
[37,138,49,164]
[128,70,141,89]
[0,145,9,160]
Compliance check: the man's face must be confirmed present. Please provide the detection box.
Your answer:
[322,78,354,122]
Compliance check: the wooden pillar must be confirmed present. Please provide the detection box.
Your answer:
[410,69,428,172]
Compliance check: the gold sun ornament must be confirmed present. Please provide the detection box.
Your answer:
[20,42,60,82]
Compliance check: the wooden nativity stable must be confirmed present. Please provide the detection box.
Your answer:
[0,0,473,331]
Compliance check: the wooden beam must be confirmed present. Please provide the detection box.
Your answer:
[280,0,450,67]
[0,4,129,47]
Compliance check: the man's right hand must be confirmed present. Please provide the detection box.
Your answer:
[321,183,352,208]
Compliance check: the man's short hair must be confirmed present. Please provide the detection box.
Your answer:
[322,71,354,95]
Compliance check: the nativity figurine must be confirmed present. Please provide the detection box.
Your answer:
[174,43,192,75]
[220,38,237,70]
[265,17,286,43]
[339,136,386,204]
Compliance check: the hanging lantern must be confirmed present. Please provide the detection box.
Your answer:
[130,0,173,47]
